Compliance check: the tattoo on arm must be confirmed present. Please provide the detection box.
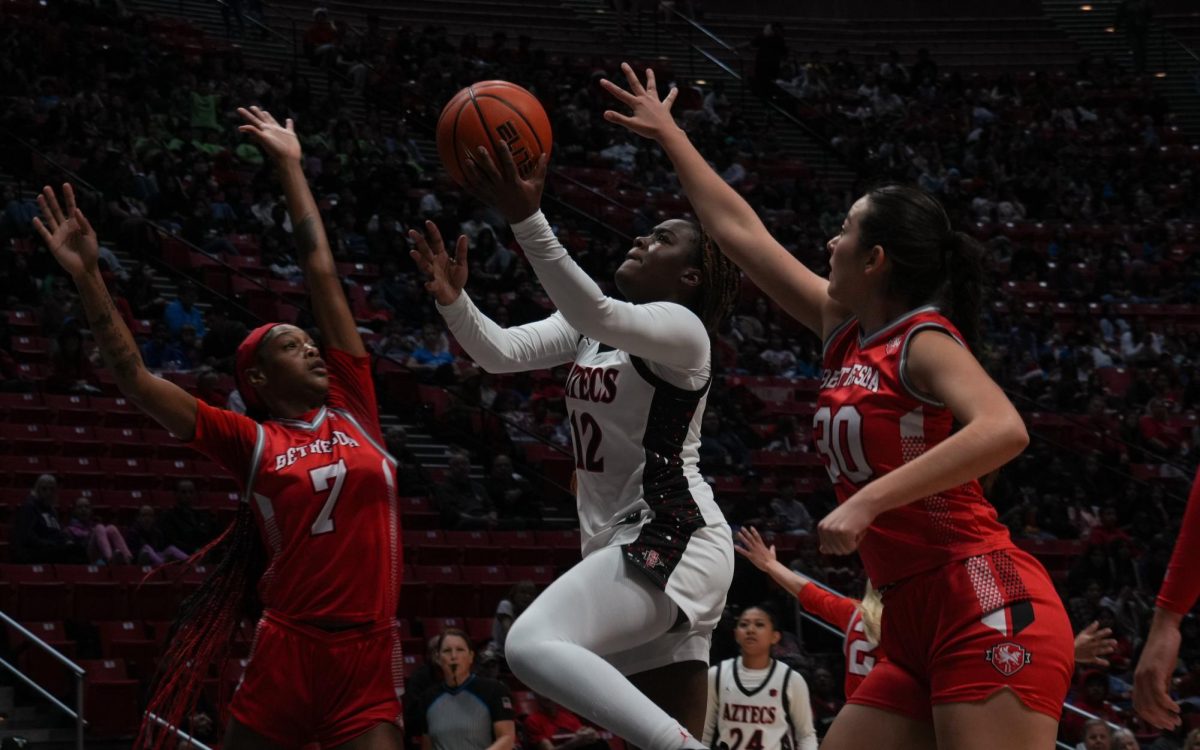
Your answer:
[294,214,319,262]
[78,275,145,390]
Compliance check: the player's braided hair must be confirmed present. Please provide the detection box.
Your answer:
[685,221,741,334]
[136,503,265,750]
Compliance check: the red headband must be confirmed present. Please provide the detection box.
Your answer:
[235,323,282,414]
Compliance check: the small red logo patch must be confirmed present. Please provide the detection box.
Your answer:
[986,641,1031,676]
[769,689,778,697]
[885,336,902,355]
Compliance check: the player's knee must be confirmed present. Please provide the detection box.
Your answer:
[503,616,543,677]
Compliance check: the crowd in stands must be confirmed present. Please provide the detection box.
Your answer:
[2,0,1200,746]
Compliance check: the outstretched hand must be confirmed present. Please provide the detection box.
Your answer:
[32,183,99,281]
[599,62,681,142]
[462,143,548,225]
[409,220,470,306]
[1074,621,1118,667]
[734,526,777,571]
[237,105,301,164]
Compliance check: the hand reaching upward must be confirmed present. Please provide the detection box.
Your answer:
[237,105,301,164]
[32,183,99,281]
[409,220,470,306]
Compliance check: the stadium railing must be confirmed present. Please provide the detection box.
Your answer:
[0,610,84,750]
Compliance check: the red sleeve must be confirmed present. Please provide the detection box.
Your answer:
[186,398,261,488]
[523,714,552,745]
[325,347,382,442]
[1158,466,1200,615]
[797,584,860,632]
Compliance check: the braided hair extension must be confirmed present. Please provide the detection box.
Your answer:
[136,502,265,749]
[686,222,742,334]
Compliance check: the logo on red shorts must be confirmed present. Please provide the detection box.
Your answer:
[986,641,1031,676]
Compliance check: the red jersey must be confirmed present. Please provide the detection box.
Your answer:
[1158,465,1200,615]
[796,584,880,698]
[816,308,1013,588]
[188,348,401,622]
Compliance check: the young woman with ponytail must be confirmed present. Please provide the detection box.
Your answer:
[601,63,1074,750]
[34,105,404,750]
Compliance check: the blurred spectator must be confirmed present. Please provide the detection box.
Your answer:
[141,321,188,371]
[304,7,341,66]
[522,694,605,750]
[484,454,535,525]
[413,629,516,750]
[125,505,189,566]
[385,425,430,496]
[1111,728,1138,750]
[491,580,537,658]
[65,496,133,565]
[163,283,206,340]
[12,475,85,564]
[434,451,496,529]
[770,482,813,536]
[407,324,455,379]
[807,666,842,736]
[46,324,101,394]
[160,480,218,555]
[1076,718,1112,750]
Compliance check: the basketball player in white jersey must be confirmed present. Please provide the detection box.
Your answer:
[408,144,741,750]
[704,606,818,750]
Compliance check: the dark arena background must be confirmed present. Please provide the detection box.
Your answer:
[0,0,1199,747]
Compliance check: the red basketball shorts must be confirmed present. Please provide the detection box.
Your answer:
[849,547,1074,722]
[230,611,404,746]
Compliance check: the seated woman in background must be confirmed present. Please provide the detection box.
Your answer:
[65,497,133,565]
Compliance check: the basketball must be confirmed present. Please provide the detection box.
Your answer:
[436,80,553,187]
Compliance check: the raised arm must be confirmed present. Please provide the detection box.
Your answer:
[464,146,710,374]
[237,106,365,356]
[33,184,198,439]
[600,64,850,340]
[410,222,579,373]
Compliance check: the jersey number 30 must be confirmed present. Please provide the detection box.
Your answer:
[813,405,872,483]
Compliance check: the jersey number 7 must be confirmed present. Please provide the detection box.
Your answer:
[309,459,348,536]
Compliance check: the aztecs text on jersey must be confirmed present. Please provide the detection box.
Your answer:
[816,307,1013,587]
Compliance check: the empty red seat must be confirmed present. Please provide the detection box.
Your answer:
[73,582,127,621]
[16,582,70,620]
[80,659,139,737]
[128,581,179,621]
[421,617,465,638]
[0,392,48,422]
[0,564,56,583]
[0,422,53,454]
[15,622,76,698]
[44,394,93,424]
[95,427,151,457]
[506,566,555,585]
[54,564,109,583]
[465,617,493,645]
[410,565,461,583]
[109,565,161,585]
[46,426,103,455]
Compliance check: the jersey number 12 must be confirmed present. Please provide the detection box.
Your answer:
[569,410,604,472]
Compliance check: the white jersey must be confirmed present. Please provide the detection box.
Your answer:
[703,658,818,750]
[438,211,726,572]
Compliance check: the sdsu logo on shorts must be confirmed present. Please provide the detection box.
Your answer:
[986,641,1031,676]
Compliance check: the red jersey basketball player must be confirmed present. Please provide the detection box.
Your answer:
[34,105,403,750]
[603,63,1074,750]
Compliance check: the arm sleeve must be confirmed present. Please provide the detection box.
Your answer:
[185,398,260,489]
[701,665,719,746]
[484,680,515,721]
[796,584,860,632]
[786,672,819,750]
[1158,465,1200,615]
[511,211,710,372]
[436,292,579,374]
[324,347,383,441]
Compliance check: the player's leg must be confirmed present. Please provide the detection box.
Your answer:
[932,690,1058,750]
[819,705,936,750]
[627,661,709,738]
[224,717,291,750]
[329,722,404,750]
[504,546,703,750]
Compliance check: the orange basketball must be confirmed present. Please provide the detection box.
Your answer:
[436,80,553,188]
